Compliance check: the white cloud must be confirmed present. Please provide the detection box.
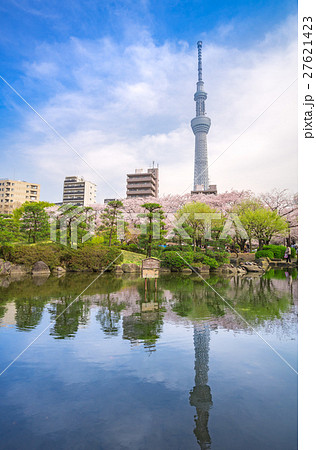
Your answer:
[7,15,297,201]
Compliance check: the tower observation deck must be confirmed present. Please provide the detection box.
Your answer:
[191,42,217,195]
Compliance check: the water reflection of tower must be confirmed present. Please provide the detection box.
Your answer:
[189,323,213,449]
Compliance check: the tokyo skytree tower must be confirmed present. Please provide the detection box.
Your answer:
[191,41,211,192]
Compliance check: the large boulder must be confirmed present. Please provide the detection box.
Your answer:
[52,266,67,276]
[240,262,264,273]
[113,265,124,274]
[217,264,237,275]
[181,267,193,274]
[0,259,29,277]
[10,264,29,276]
[237,266,247,275]
[32,261,51,276]
[121,263,141,273]
[0,259,11,276]
[191,265,210,274]
[256,257,271,271]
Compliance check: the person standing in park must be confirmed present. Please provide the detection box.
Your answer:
[285,245,292,263]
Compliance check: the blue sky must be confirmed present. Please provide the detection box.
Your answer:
[0,0,298,202]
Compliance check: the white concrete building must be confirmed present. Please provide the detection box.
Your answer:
[62,176,96,206]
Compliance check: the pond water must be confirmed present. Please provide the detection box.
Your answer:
[0,270,297,450]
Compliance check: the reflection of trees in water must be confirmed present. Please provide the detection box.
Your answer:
[0,274,125,304]
[15,298,46,331]
[164,276,228,320]
[227,275,293,324]
[96,293,126,337]
[0,271,296,338]
[0,304,6,321]
[123,312,163,352]
[165,273,293,328]
[48,296,90,339]
[122,278,164,352]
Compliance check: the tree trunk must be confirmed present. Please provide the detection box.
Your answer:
[148,216,152,257]
[109,229,112,247]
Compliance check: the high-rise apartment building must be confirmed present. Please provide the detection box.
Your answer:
[191,41,217,195]
[0,179,40,214]
[126,167,159,198]
[63,176,96,206]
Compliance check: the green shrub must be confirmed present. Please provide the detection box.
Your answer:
[0,243,123,271]
[162,245,182,252]
[255,250,274,259]
[0,244,63,268]
[120,243,146,254]
[191,252,219,269]
[191,253,205,263]
[205,249,230,264]
[0,244,15,261]
[191,262,203,268]
[66,246,123,272]
[162,245,193,253]
[161,251,194,270]
[87,235,105,245]
[262,245,296,259]
[262,245,286,258]
[202,256,219,269]
[161,251,219,270]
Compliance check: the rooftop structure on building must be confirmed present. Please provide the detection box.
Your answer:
[126,164,159,198]
[0,178,40,214]
[191,184,217,195]
[63,176,96,206]
[191,41,217,196]
[104,198,119,204]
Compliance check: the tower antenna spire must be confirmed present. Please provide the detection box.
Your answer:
[197,40,203,82]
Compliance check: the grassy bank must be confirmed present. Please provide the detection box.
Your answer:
[121,250,146,265]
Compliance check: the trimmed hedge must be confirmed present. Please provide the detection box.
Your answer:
[62,246,123,272]
[161,251,194,270]
[191,252,219,268]
[161,251,219,270]
[262,245,296,259]
[0,244,63,268]
[255,250,274,259]
[0,243,123,271]
[206,250,230,264]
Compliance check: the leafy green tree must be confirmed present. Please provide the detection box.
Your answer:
[20,203,50,243]
[176,202,222,251]
[99,200,124,246]
[239,205,288,250]
[0,214,20,244]
[13,201,53,222]
[54,205,93,248]
[232,199,262,251]
[140,203,166,257]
